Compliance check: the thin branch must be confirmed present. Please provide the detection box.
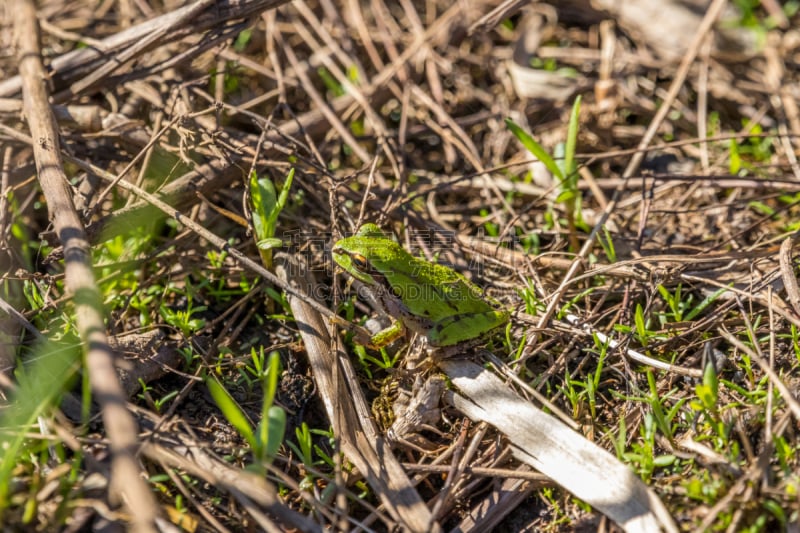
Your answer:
[13,1,159,531]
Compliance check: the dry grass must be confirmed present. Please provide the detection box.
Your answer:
[1,0,800,531]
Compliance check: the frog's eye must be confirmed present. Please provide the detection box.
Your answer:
[351,253,369,272]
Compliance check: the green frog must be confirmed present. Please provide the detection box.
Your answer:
[332,223,509,348]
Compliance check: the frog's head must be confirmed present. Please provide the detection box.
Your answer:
[332,223,392,286]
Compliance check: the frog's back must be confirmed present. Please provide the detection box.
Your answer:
[426,262,499,316]
[374,253,496,321]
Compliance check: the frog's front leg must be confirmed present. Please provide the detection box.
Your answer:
[427,310,509,347]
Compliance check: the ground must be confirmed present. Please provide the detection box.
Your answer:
[1,0,799,531]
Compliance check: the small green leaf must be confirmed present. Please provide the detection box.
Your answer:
[684,285,729,321]
[505,118,563,179]
[318,67,345,97]
[256,238,284,250]
[701,359,719,406]
[599,226,617,263]
[555,190,576,203]
[258,405,286,461]
[695,384,714,411]
[248,168,295,245]
[252,352,285,462]
[728,138,741,174]
[749,201,775,216]
[653,454,677,467]
[272,168,295,226]
[248,170,278,243]
[763,499,786,524]
[234,29,253,52]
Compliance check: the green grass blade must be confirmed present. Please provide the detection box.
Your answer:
[262,406,286,460]
[684,285,729,321]
[262,351,281,413]
[206,375,254,448]
[505,118,563,179]
[564,95,582,182]
[269,168,295,229]
[0,339,80,514]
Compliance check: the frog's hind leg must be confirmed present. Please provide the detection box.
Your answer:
[370,320,406,348]
[427,311,507,347]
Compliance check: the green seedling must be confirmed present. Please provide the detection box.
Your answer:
[248,167,295,269]
[0,339,81,519]
[206,351,286,472]
[506,96,583,250]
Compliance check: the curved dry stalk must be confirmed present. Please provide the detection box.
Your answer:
[779,236,800,315]
[13,2,159,530]
[440,359,679,533]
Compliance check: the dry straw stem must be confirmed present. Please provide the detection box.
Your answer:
[535,0,729,332]
[275,252,438,533]
[779,236,800,315]
[13,1,159,531]
[142,434,321,532]
[0,0,290,98]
